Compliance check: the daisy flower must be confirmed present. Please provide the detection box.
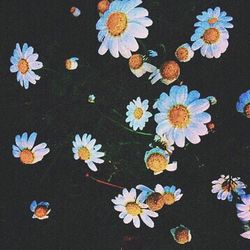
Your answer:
[10,43,43,89]
[88,94,96,103]
[128,54,156,78]
[211,175,246,202]
[236,194,250,222]
[96,0,153,58]
[12,132,50,165]
[70,7,81,17]
[154,85,211,148]
[65,57,79,70]
[240,231,250,240]
[236,90,250,118]
[170,225,192,245]
[194,7,233,29]
[125,97,152,131]
[112,188,158,228]
[144,148,177,175]
[149,60,180,85]
[97,0,110,16]
[191,24,229,58]
[175,43,194,62]
[72,133,105,172]
[30,200,51,220]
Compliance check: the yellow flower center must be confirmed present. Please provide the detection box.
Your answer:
[146,153,168,173]
[133,107,143,120]
[20,149,34,164]
[160,61,180,80]
[97,0,110,14]
[208,17,218,24]
[107,12,127,36]
[129,54,143,70]
[78,147,91,161]
[244,103,250,118]
[163,193,175,205]
[168,105,190,128]
[203,28,220,44]
[146,193,165,211]
[175,228,190,244]
[126,202,141,216]
[18,59,29,74]
[35,206,48,218]
[175,47,189,61]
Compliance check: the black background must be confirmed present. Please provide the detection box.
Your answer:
[0,0,250,249]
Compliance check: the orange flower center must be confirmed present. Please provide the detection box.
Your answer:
[222,180,237,192]
[163,193,175,205]
[70,7,76,13]
[129,54,143,69]
[97,0,110,14]
[20,149,34,164]
[175,229,190,244]
[203,28,220,44]
[107,12,127,36]
[160,61,180,80]
[208,17,218,24]
[244,103,250,118]
[78,147,90,161]
[126,202,141,216]
[65,59,72,70]
[168,105,190,128]
[146,192,165,211]
[175,47,189,62]
[18,59,29,74]
[35,206,48,218]
[133,107,143,119]
[146,153,168,173]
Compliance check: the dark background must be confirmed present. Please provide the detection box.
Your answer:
[0,0,249,249]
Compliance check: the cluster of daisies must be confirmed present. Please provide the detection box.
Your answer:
[211,175,250,239]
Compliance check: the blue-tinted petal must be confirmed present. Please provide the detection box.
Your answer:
[30,200,37,212]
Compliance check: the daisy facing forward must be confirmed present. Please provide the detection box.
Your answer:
[126,97,152,131]
[30,200,51,220]
[236,90,250,118]
[128,54,156,78]
[72,133,105,172]
[211,175,246,202]
[10,43,43,89]
[175,43,194,62]
[12,132,50,165]
[96,0,153,58]
[154,85,211,148]
[112,188,158,228]
[236,194,250,222]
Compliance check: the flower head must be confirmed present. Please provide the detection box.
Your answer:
[70,7,81,17]
[97,0,110,15]
[30,200,51,220]
[12,132,50,164]
[112,188,158,228]
[175,43,194,62]
[126,97,152,131]
[170,225,192,245]
[144,148,177,175]
[65,57,79,70]
[211,175,246,202]
[236,90,250,118]
[96,0,153,58]
[72,133,105,172]
[88,94,96,103]
[236,194,250,222]
[154,85,211,147]
[10,43,43,89]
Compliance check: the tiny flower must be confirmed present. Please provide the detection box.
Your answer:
[175,43,194,62]
[206,96,217,105]
[97,0,110,16]
[154,85,211,148]
[12,132,50,165]
[88,94,96,103]
[70,7,81,17]
[112,188,158,228]
[149,60,180,85]
[30,200,51,220]
[126,97,152,131]
[128,54,156,78]
[207,122,216,133]
[96,0,153,58]
[10,43,43,89]
[154,134,175,154]
[236,90,250,118]
[211,175,246,202]
[144,148,177,175]
[240,231,250,240]
[236,194,250,222]
[170,225,192,245]
[148,50,158,57]
[65,57,79,70]
[72,133,105,172]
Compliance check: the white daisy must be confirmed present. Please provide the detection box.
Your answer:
[236,194,250,222]
[12,132,50,165]
[175,43,194,62]
[10,43,43,89]
[65,57,79,70]
[128,54,156,78]
[112,188,158,228]
[97,0,110,16]
[70,7,81,17]
[72,133,105,172]
[126,97,152,131]
[96,0,153,58]
[30,200,51,220]
[170,225,192,245]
